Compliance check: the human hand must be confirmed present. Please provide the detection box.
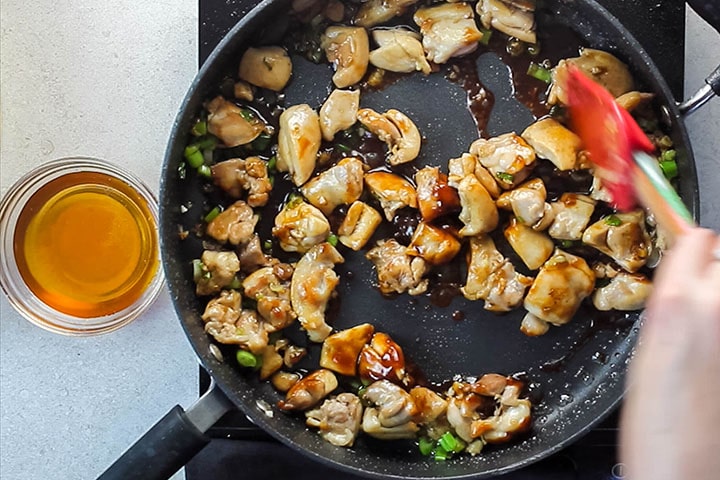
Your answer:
[620,228,720,480]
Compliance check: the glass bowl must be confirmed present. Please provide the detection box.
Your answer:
[0,157,164,335]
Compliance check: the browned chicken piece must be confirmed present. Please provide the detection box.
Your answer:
[211,157,273,207]
[291,243,344,342]
[320,323,375,376]
[354,0,419,27]
[470,373,508,397]
[238,46,292,91]
[306,393,364,447]
[455,174,499,236]
[615,91,654,111]
[206,96,264,147]
[237,234,274,274]
[407,222,462,265]
[242,265,296,332]
[415,166,461,222]
[547,193,596,241]
[361,380,419,439]
[206,200,259,246]
[259,344,284,380]
[277,104,321,186]
[409,387,448,424]
[278,369,339,411]
[414,3,484,64]
[549,48,635,105]
[522,118,582,171]
[476,0,536,44]
[194,250,241,296]
[589,171,613,203]
[448,152,501,199]
[321,26,370,88]
[202,291,269,353]
[471,381,532,444]
[445,383,495,443]
[582,210,652,273]
[233,81,253,101]
[300,157,365,215]
[504,218,554,270]
[524,249,595,326]
[271,371,301,392]
[272,198,331,253]
[593,272,653,311]
[366,239,429,295]
[470,133,536,189]
[319,89,360,141]
[338,201,383,251]
[496,178,548,227]
[519,312,551,337]
[364,171,418,221]
[358,332,412,387]
[369,28,431,74]
[357,108,421,165]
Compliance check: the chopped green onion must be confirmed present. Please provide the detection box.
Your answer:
[478,28,492,45]
[661,149,677,163]
[605,215,622,227]
[192,259,204,282]
[198,164,212,179]
[527,62,553,84]
[263,240,273,252]
[335,143,352,152]
[327,234,339,247]
[228,276,242,290]
[434,445,449,461]
[204,206,222,223]
[184,145,204,169]
[239,108,255,122]
[191,120,208,136]
[660,160,678,180]
[287,193,303,209]
[496,171,515,183]
[516,216,525,224]
[194,136,218,151]
[267,156,277,173]
[439,432,459,453]
[236,350,261,368]
[561,240,576,249]
[357,385,367,398]
[251,132,273,152]
[418,437,434,456]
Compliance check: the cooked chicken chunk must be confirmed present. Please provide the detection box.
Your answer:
[448,152,501,199]
[589,171,613,203]
[194,250,241,296]
[358,332,411,387]
[446,385,495,442]
[238,46,292,91]
[413,3,484,64]
[409,387,448,424]
[407,222,462,265]
[237,234,274,274]
[207,96,264,147]
[504,218,554,270]
[547,194,596,241]
[277,104,321,186]
[211,157,273,207]
[593,272,652,311]
[319,89,361,141]
[242,265,296,331]
[470,133,536,189]
[362,407,420,440]
[278,369,339,411]
[615,91,654,112]
[338,201,382,250]
[366,239,429,295]
[354,0,419,27]
[582,210,652,273]
[368,28,431,74]
[357,108,421,165]
[361,380,419,439]
[321,26,370,88]
[522,118,582,171]
[476,0,536,44]
[306,393,363,447]
[258,344,285,380]
[415,167,461,222]
[496,178,548,227]
[524,249,595,326]
[272,198,331,253]
[206,200,259,246]
[300,157,365,215]
[233,80,253,101]
[471,382,532,444]
[202,291,269,353]
[320,323,375,376]
[455,174,499,236]
[291,243,344,342]
[364,171,418,221]
[520,312,550,336]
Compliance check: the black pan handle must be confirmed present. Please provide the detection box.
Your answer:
[97,382,234,480]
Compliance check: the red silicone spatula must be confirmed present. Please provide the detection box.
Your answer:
[563,65,695,238]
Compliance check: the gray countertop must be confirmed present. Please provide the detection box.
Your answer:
[1,3,718,479]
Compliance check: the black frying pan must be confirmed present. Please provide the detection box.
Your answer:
[99,1,720,478]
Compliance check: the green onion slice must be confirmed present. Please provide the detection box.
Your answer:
[191,120,208,136]
[327,234,339,247]
[478,28,492,45]
[605,215,622,227]
[198,164,212,179]
[660,160,678,180]
[418,437,434,456]
[439,432,458,453]
[527,62,553,84]
[496,171,515,183]
[184,145,204,169]
[204,206,222,223]
[267,156,277,173]
[236,350,260,368]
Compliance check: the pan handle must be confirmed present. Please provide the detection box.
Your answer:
[97,381,234,480]
[678,63,720,116]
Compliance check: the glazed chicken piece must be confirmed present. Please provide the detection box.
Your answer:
[358,332,412,387]
[277,104,321,186]
[368,28,431,74]
[319,89,360,141]
[409,387,448,424]
[194,250,240,296]
[593,272,653,311]
[202,290,269,353]
[242,264,296,332]
[547,193,596,241]
[471,381,532,444]
[237,234,274,274]
[306,393,364,447]
[470,133,536,189]
[504,218,554,270]
[496,178,549,227]
[524,249,595,326]
[582,210,652,273]
[455,174,499,236]
[589,171,613,203]
[320,323,375,376]
[206,200,259,246]
[357,108,421,165]
[206,96,264,147]
[290,243,344,342]
[354,0,419,27]
[300,157,365,215]
[549,48,634,105]
[521,118,582,171]
[476,0,536,44]
[415,167,461,222]
[272,198,331,253]
[361,380,419,439]
[615,91,655,112]
[238,46,292,91]
[407,222,462,265]
[211,157,273,207]
[366,239,429,295]
[337,201,382,251]
[520,312,550,336]
[364,171,418,221]
[233,80,253,101]
[448,153,501,199]
[278,369,338,411]
[413,2,484,64]
[321,26,370,88]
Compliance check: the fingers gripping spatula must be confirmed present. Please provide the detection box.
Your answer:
[563,65,695,238]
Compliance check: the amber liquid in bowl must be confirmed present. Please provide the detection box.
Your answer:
[13,171,159,318]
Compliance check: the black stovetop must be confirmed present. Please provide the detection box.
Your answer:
[187,1,684,478]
